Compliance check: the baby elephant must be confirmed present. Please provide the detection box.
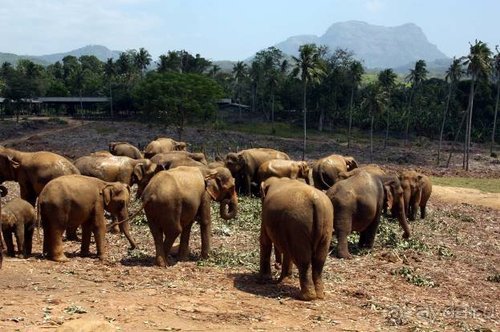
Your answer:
[39,175,131,262]
[1,198,36,258]
[257,159,311,184]
[260,177,333,301]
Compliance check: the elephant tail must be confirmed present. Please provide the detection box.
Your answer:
[106,204,144,231]
[36,199,42,243]
[317,163,334,190]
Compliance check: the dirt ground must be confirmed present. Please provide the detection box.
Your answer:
[0,118,499,331]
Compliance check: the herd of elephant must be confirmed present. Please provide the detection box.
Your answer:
[0,137,432,301]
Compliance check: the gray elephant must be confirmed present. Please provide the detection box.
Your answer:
[224,148,290,195]
[1,197,36,258]
[257,159,311,184]
[326,171,411,259]
[150,151,208,170]
[0,185,7,268]
[0,147,80,206]
[259,177,333,301]
[109,142,143,159]
[144,137,187,159]
[39,175,132,261]
[312,154,358,190]
[142,166,238,266]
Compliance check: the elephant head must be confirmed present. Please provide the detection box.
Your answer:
[204,167,238,220]
[344,156,358,171]
[0,152,20,183]
[133,161,160,198]
[399,171,423,218]
[224,152,244,175]
[0,185,7,197]
[174,142,187,151]
[382,175,411,239]
[102,182,131,223]
[298,161,310,182]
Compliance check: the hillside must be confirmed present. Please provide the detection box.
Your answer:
[274,21,449,70]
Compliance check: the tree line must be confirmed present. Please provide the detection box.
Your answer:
[0,42,499,168]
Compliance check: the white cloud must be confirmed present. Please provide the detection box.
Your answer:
[365,0,384,12]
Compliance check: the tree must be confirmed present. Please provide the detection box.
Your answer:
[346,60,364,149]
[134,47,152,77]
[437,57,464,165]
[292,44,326,160]
[104,58,116,119]
[361,82,388,161]
[232,61,247,122]
[463,40,492,171]
[405,60,428,144]
[491,47,500,155]
[377,68,396,149]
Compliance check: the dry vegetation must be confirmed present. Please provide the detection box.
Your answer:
[0,118,499,331]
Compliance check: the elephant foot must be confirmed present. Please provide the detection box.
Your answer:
[52,254,69,262]
[298,289,317,301]
[337,252,353,260]
[97,254,106,261]
[257,273,273,284]
[402,232,410,239]
[109,225,120,234]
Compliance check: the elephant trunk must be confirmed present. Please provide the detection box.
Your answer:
[219,190,238,220]
[396,197,411,239]
[0,185,7,197]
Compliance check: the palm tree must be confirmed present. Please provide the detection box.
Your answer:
[463,40,492,171]
[232,61,247,122]
[104,58,116,119]
[437,57,464,165]
[347,60,364,149]
[377,68,397,149]
[134,47,152,77]
[491,47,500,155]
[405,60,428,144]
[292,44,326,160]
[362,83,388,162]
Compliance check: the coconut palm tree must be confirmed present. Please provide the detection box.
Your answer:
[377,68,397,149]
[104,58,116,119]
[361,82,389,162]
[292,44,326,160]
[405,60,428,144]
[347,60,364,149]
[491,47,500,155]
[134,47,152,77]
[232,61,248,122]
[437,57,464,165]
[463,40,492,171]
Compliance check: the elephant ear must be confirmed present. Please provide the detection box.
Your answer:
[8,156,20,170]
[133,163,146,182]
[384,183,394,210]
[204,170,221,201]
[345,157,358,170]
[260,180,272,199]
[102,185,113,207]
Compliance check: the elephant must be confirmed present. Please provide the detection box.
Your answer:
[144,137,187,159]
[399,170,432,221]
[1,197,36,258]
[74,155,158,198]
[257,159,311,184]
[150,151,208,170]
[0,147,80,206]
[259,177,333,301]
[338,164,385,180]
[109,142,143,159]
[224,148,290,195]
[312,154,359,190]
[142,166,238,267]
[39,175,132,262]
[90,150,113,157]
[0,185,7,269]
[326,171,411,259]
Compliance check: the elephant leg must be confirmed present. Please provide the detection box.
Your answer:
[80,222,92,257]
[110,216,120,234]
[420,204,427,219]
[65,226,80,242]
[148,222,168,267]
[409,203,418,221]
[258,226,273,282]
[178,223,193,261]
[162,228,180,266]
[273,245,282,269]
[119,221,137,250]
[94,224,107,261]
[15,222,25,257]
[335,228,352,259]
[359,216,381,249]
[24,224,33,258]
[312,236,331,300]
[297,262,316,301]
[20,185,37,207]
[3,230,15,257]
[199,202,212,259]
[48,226,67,262]
[278,252,292,282]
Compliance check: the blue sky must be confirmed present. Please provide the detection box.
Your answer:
[1,0,498,61]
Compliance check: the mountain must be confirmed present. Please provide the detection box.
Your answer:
[0,45,121,66]
[274,21,449,69]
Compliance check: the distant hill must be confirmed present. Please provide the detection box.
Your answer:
[274,21,449,70]
[0,45,121,66]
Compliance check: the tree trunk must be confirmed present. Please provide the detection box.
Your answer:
[109,82,114,122]
[437,83,453,166]
[370,114,374,163]
[271,93,275,135]
[384,111,390,149]
[302,81,307,161]
[318,107,324,132]
[347,86,354,150]
[465,80,476,171]
[446,109,467,167]
[490,81,499,155]
[405,88,415,145]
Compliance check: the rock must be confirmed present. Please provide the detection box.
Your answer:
[56,318,117,332]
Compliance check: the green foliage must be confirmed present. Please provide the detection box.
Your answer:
[486,273,500,283]
[197,247,259,269]
[430,176,500,193]
[393,266,436,287]
[377,218,429,252]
